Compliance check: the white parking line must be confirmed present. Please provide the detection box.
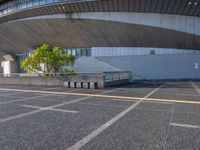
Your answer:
[49,89,120,108]
[163,103,174,149]
[41,87,83,92]
[51,108,78,113]
[140,101,174,105]
[170,123,200,129]
[21,105,78,113]
[0,88,120,124]
[111,98,174,105]
[0,91,27,97]
[175,93,200,97]
[42,87,63,90]
[77,102,127,109]
[67,85,164,150]
[1,87,200,105]
[0,94,51,105]
[0,88,85,105]
[190,82,200,95]
[0,109,42,124]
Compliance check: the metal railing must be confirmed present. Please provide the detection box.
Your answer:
[103,71,131,82]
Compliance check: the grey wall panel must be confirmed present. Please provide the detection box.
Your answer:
[74,54,200,80]
[91,47,200,56]
[73,57,122,72]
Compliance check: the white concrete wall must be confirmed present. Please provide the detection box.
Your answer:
[74,54,200,80]
[2,61,18,75]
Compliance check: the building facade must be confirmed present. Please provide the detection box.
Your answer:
[0,0,200,79]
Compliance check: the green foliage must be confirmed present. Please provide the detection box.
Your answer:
[21,44,76,75]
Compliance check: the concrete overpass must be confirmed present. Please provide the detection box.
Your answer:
[0,0,199,55]
[0,0,200,79]
[0,12,200,56]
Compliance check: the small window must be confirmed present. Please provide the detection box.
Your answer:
[80,49,86,57]
[150,50,156,55]
[72,49,76,56]
[194,63,199,69]
[86,48,92,57]
[76,49,81,57]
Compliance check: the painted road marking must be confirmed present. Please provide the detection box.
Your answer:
[191,82,200,95]
[0,87,200,105]
[0,88,85,105]
[0,91,27,97]
[41,87,83,93]
[111,98,174,105]
[0,88,120,124]
[21,105,78,113]
[77,102,127,109]
[170,123,200,129]
[48,88,120,108]
[0,109,43,124]
[137,100,174,105]
[67,85,164,150]
[42,87,63,90]
[0,97,90,124]
[175,93,200,97]
[163,103,174,149]
[0,94,51,105]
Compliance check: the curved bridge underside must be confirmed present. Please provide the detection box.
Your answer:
[0,12,200,55]
[1,0,200,24]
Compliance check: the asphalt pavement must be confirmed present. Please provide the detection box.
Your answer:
[0,81,200,150]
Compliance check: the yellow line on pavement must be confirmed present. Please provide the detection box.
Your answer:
[0,88,200,105]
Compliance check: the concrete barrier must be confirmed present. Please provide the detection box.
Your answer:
[64,82,70,88]
[90,82,97,89]
[64,82,97,89]
[63,74,104,88]
[0,76,64,86]
[70,82,76,88]
[83,82,89,89]
[0,71,131,88]
[77,82,83,88]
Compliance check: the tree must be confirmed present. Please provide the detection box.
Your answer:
[21,44,76,75]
